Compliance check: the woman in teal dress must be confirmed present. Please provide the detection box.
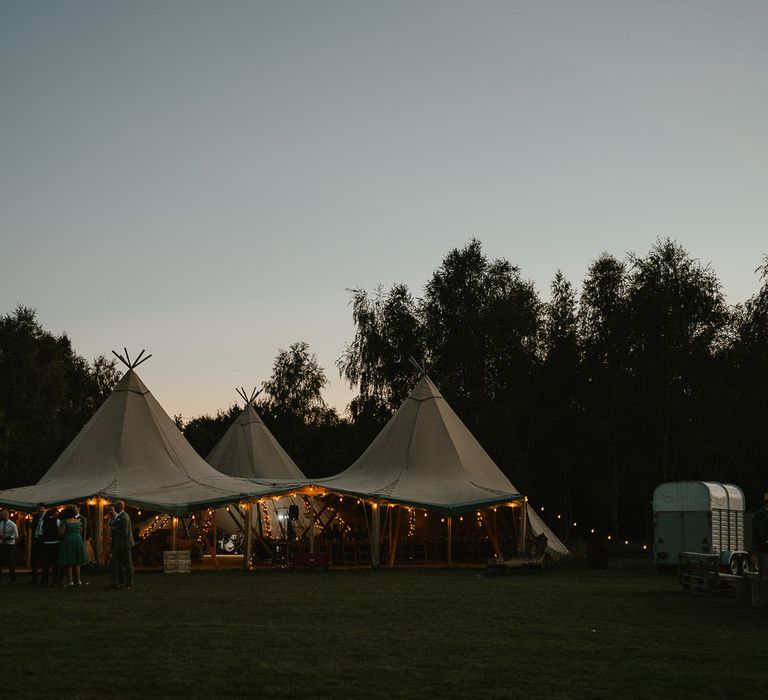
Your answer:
[58,505,87,586]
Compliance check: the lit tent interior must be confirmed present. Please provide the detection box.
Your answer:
[205,387,310,552]
[0,352,281,560]
[315,373,570,563]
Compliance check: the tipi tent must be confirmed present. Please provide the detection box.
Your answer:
[205,388,309,548]
[318,374,569,558]
[0,367,278,514]
[206,388,305,481]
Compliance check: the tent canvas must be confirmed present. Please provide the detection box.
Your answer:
[318,375,568,557]
[206,400,306,481]
[0,369,281,514]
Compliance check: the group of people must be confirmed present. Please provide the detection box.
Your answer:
[0,500,135,589]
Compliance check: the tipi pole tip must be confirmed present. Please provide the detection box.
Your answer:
[112,350,130,369]
[408,356,427,376]
[132,354,152,369]
[112,349,152,370]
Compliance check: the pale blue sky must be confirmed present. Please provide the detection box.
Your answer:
[1,1,766,417]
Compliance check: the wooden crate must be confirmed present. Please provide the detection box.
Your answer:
[163,550,191,574]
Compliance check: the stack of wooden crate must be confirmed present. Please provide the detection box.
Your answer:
[163,550,192,574]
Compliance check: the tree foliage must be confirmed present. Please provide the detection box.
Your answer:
[0,306,119,488]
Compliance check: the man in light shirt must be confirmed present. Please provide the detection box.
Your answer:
[0,509,19,583]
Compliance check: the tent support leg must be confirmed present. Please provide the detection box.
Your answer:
[447,516,452,568]
[371,501,380,569]
[389,507,403,566]
[520,501,528,553]
[483,513,504,560]
[242,502,253,571]
[96,500,104,566]
[309,496,316,554]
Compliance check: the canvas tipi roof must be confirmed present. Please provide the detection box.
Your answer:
[319,375,522,513]
[206,397,306,481]
[0,369,278,513]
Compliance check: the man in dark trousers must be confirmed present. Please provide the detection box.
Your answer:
[40,508,61,585]
[109,501,135,590]
[28,503,47,583]
[751,493,768,576]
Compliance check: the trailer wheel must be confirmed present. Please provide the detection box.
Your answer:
[742,557,752,575]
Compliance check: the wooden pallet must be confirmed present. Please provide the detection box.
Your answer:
[678,552,741,596]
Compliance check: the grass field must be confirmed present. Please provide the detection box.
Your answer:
[1,560,763,699]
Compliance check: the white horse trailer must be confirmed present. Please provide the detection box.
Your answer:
[653,481,750,574]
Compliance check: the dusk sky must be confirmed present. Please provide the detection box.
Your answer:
[2,1,766,418]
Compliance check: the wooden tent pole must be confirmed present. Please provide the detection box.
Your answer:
[389,507,403,567]
[447,516,453,568]
[309,496,316,554]
[308,500,332,533]
[483,514,504,560]
[242,502,253,571]
[199,515,219,568]
[96,500,104,565]
[371,501,380,568]
[25,514,32,568]
[226,507,244,531]
[171,515,178,551]
[256,502,264,539]
[520,500,528,553]
[211,517,217,563]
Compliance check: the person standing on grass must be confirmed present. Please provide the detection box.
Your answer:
[0,509,19,583]
[109,500,135,590]
[29,503,47,584]
[57,505,88,586]
[751,493,768,577]
[41,507,62,585]
[72,503,91,584]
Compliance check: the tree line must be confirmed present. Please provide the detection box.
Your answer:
[2,238,767,542]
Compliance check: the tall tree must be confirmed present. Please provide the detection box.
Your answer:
[261,341,334,425]
[728,257,768,502]
[337,284,423,424]
[579,254,629,533]
[540,270,580,528]
[422,239,540,403]
[0,306,119,487]
[627,239,726,487]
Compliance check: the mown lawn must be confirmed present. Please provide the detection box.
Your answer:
[1,560,763,699]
